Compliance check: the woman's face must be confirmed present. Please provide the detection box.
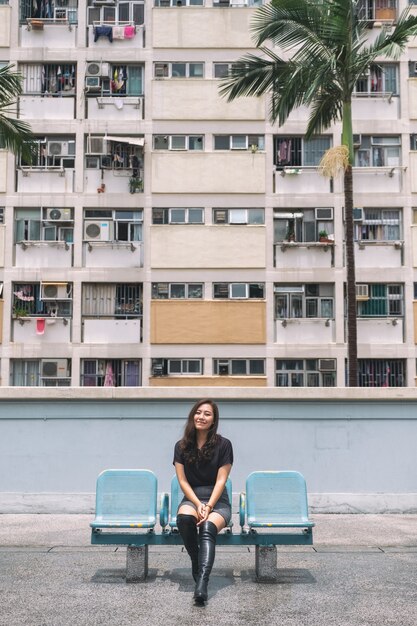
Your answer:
[193,403,214,433]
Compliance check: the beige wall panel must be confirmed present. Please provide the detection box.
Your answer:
[152,8,256,49]
[149,376,267,387]
[151,301,266,344]
[411,153,417,193]
[414,302,417,343]
[408,80,417,119]
[152,152,266,194]
[0,7,10,48]
[412,226,417,267]
[0,300,3,344]
[0,225,5,268]
[151,225,266,268]
[151,80,265,120]
[0,152,7,193]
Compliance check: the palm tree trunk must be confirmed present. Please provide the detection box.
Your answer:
[342,100,358,386]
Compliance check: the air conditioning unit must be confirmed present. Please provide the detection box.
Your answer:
[85,76,101,91]
[353,207,364,222]
[154,63,168,79]
[48,141,71,157]
[319,359,336,372]
[87,136,107,155]
[41,359,70,379]
[315,208,333,221]
[84,220,113,241]
[86,62,110,78]
[218,360,230,375]
[356,284,369,300]
[152,363,164,377]
[353,134,362,147]
[214,210,227,224]
[46,208,72,222]
[41,283,70,300]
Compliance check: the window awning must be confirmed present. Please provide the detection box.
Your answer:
[273,212,304,219]
[106,136,145,147]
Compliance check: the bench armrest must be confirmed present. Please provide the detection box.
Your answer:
[159,492,169,530]
[239,492,246,529]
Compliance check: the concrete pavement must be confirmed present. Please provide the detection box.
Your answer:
[0,514,416,626]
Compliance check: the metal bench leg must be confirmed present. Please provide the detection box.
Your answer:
[126,545,148,583]
[255,545,278,582]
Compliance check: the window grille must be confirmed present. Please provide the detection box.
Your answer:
[82,283,142,318]
[355,359,405,387]
[81,359,141,387]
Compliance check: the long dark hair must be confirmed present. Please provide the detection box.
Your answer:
[180,399,219,464]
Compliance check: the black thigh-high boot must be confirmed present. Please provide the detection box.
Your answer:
[194,520,218,604]
[177,514,199,582]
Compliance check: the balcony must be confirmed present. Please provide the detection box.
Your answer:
[151,80,264,121]
[17,168,74,193]
[352,93,399,121]
[352,167,404,194]
[88,23,144,48]
[274,167,332,195]
[86,96,144,121]
[12,316,71,344]
[151,225,265,268]
[356,318,403,344]
[82,319,141,343]
[354,240,403,269]
[152,152,265,194]
[83,241,143,269]
[20,16,78,48]
[275,318,335,344]
[15,241,73,269]
[274,242,334,269]
[152,8,256,48]
[84,136,144,194]
[19,96,75,121]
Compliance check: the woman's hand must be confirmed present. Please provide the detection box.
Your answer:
[197,502,206,522]
[197,503,212,526]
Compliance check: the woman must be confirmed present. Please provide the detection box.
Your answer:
[173,399,233,604]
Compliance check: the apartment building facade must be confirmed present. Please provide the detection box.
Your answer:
[0,0,417,388]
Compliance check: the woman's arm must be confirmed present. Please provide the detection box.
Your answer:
[197,464,232,525]
[175,462,203,512]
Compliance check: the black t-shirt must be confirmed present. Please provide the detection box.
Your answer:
[173,435,233,488]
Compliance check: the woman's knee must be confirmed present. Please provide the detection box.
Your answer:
[178,505,198,519]
[207,512,226,532]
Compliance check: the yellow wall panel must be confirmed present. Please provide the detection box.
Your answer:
[149,376,267,387]
[151,301,266,344]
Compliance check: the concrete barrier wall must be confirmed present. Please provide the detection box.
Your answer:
[1,389,416,513]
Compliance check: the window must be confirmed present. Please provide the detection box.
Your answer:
[152,283,203,299]
[152,208,204,224]
[20,0,78,23]
[15,208,74,244]
[87,1,144,26]
[0,208,4,223]
[154,0,204,5]
[354,136,400,167]
[274,208,334,242]
[355,64,397,95]
[13,283,72,318]
[84,209,143,242]
[355,209,401,241]
[355,284,403,317]
[274,284,334,319]
[213,0,264,6]
[20,64,76,96]
[81,359,141,387]
[10,359,71,387]
[356,359,405,387]
[213,283,265,299]
[214,135,264,151]
[154,62,204,78]
[276,359,336,387]
[82,283,142,319]
[275,136,331,168]
[85,64,144,97]
[213,63,240,78]
[151,358,203,376]
[21,137,75,169]
[85,137,143,174]
[153,135,204,150]
[213,208,264,225]
[213,359,265,376]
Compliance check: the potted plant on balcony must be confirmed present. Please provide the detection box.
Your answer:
[319,229,329,243]
[129,177,143,194]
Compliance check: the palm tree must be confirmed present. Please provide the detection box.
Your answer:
[220,0,417,386]
[0,64,35,162]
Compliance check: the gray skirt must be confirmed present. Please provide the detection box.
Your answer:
[178,485,232,526]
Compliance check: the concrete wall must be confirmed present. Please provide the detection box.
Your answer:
[1,388,417,514]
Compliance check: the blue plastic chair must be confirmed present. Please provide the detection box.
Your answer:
[169,475,233,529]
[245,471,314,529]
[90,469,158,529]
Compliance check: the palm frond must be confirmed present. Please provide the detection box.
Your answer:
[219,49,287,101]
[0,64,35,161]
